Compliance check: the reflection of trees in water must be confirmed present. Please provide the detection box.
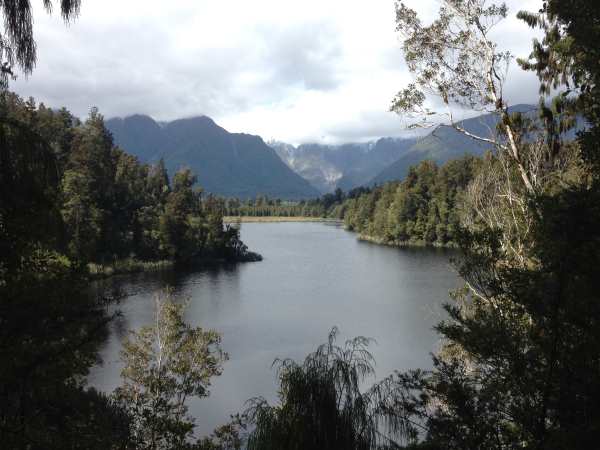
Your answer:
[96,262,244,343]
[111,311,131,342]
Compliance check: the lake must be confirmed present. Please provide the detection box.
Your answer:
[88,222,459,436]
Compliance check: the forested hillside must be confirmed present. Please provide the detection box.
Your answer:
[223,155,480,247]
[3,93,258,268]
[342,156,479,245]
[1,89,259,447]
[368,105,535,185]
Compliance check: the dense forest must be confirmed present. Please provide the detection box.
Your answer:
[2,0,600,449]
[336,156,479,245]
[224,155,479,246]
[0,20,256,445]
[0,91,259,447]
[3,93,259,270]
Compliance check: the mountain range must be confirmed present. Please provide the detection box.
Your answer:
[270,105,540,192]
[270,138,417,193]
[369,105,537,185]
[107,105,547,199]
[106,115,320,199]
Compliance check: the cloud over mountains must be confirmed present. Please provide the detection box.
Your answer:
[14,0,542,144]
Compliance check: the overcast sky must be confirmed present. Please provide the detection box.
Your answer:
[13,0,543,144]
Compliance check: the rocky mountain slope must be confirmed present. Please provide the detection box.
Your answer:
[106,115,320,199]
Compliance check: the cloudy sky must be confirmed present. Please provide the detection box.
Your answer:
[14,0,543,144]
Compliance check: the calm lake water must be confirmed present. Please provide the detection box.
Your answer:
[88,222,459,436]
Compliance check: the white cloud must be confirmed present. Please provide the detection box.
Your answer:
[13,0,544,144]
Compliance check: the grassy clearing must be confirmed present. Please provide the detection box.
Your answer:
[88,258,174,279]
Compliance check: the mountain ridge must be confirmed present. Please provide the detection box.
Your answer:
[270,137,418,193]
[106,105,546,199]
[106,114,320,200]
[368,105,538,186]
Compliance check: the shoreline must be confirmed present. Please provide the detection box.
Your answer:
[87,252,262,280]
[356,233,458,249]
[224,216,342,223]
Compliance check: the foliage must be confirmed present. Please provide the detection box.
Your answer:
[0,92,256,447]
[382,180,600,449]
[392,0,509,117]
[518,0,600,173]
[391,0,564,195]
[114,290,228,450]
[196,420,246,450]
[0,92,128,447]
[1,92,257,265]
[243,328,410,450]
[370,1,600,448]
[0,0,81,87]
[222,187,369,220]
[342,156,479,246]
[0,4,138,447]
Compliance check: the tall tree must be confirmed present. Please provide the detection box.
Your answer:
[61,108,115,261]
[379,1,600,449]
[159,168,203,260]
[0,0,81,87]
[115,290,228,450]
[0,99,127,449]
[517,0,600,173]
[391,0,557,195]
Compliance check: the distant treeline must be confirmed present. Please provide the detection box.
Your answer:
[223,155,479,247]
[3,93,258,267]
[221,186,369,218]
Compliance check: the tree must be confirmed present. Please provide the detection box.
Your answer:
[378,1,600,448]
[61,108,115,261]
[148,158,170,203]
[0,0,81,87]
[61,167,103,260]
[390,0,558,195]
[112,149,151,256]
[159,168,202,260]
[517,0,600,173]
[0,105,125,448]
[115,290,228,450]
[243,328,408,450]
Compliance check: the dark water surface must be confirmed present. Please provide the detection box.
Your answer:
[88,222,459,436]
